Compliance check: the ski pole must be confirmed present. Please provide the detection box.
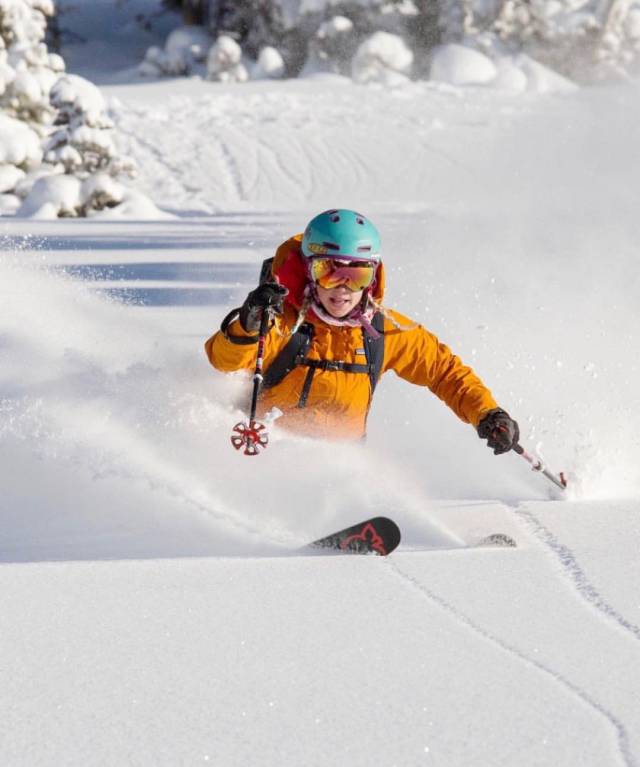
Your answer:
[230,308,272,456]
[513,443,567,491]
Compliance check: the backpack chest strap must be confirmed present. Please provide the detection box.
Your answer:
[297,359,375,408]
[300,359,373,374]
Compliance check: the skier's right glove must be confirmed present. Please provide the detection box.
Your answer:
[477,408,520,455]
[239,282,288,333]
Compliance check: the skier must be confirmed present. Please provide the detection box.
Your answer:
[205,209,519,453]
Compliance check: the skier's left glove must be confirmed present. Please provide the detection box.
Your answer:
[477,408,520,455]
[239,282,288,333]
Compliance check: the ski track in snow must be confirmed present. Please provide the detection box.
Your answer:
[513,503,640,644]
[386,558,635,767]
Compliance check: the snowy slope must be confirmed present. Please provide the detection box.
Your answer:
[1,70,640,765]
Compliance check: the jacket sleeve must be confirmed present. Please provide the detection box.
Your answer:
[383,310,498,427]
[205,312,261,373]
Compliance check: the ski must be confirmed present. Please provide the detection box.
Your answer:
[309,516,401,556]
[308,518,515,556]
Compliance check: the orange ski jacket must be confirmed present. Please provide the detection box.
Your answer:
[205,236,498,441]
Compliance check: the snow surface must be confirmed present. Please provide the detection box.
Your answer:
[1,28,640,767]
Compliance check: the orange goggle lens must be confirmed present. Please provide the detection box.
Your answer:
[310,258,376,291]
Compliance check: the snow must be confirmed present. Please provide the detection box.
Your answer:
[1,10,640,765]
[352,31,414,85]
[0,163,24,192]
[0,112,42,167]
[141,25,210,78]
[430,45,579,93]
[15,172,80,217]
[252,46,286,80]
[430,43,498,86]
[207,36,249,83]
[49,73,108,127]
[517,53,579,94]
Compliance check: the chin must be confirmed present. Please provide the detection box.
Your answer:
[329,307,354,318]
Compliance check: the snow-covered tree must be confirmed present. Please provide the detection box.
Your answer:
[304,16,357,75]
[206,34,249,82]
[157,0,639,83]
[0,0,60,211]
[140,23,210,76]
[352,30,413,84]
[0,0,156,218]
[437,0,640,81]
[44,75,135,179]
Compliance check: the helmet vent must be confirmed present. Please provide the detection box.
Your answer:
[330,214,340,223]
[356,216,365,225]
[322,241,340,251]
[357,245,372,253]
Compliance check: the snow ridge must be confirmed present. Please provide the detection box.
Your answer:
[386,558,635,767]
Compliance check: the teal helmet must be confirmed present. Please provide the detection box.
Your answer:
[301,209,381,262]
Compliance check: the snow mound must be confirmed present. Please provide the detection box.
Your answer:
[516,54,578,94]
[0,192,20,214]
[0,113,42,168]
[430,44,577,94]
[50,73,109,127]
[352,31,413,86]
[492,58,529,93]
[252,46,286,80]
[430,44,497,86]
[15,172,168,219]
[207,36,249,83]
[88,187,175,220]
[16,173,81,218]
[0,165,25,193]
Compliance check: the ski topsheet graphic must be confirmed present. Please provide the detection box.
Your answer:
[310,516,401,556]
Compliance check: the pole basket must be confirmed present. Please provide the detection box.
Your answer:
[231,420,269,456]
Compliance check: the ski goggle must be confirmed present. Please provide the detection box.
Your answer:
[309,258,376,292]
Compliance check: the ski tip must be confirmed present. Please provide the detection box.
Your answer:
[367,517,402,555]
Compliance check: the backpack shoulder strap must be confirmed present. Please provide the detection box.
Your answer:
[262,312,384,398]
[262,323,314,390]
[363,312,385,394]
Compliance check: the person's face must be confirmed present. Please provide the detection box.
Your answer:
[316,284,364,318]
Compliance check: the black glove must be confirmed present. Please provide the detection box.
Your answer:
[477,408,520,455]
[239,282,288,333]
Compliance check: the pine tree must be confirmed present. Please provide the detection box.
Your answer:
[1,0,140,217]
